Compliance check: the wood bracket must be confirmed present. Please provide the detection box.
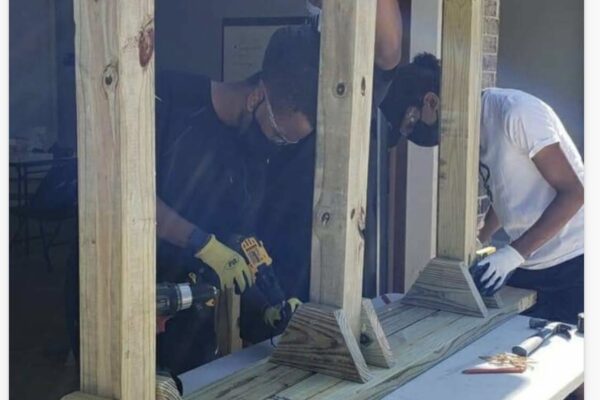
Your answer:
[402,257,488,317]
[271,303,372,383]
[483,292,504,308]
[360,299,394,368]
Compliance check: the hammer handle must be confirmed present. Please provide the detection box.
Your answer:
[512,335,544,357]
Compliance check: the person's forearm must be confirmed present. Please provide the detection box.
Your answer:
[478,206,501,244]
[375,0,403,70]
[308,0,402,69]
[156,197,196,248]
[511,189,584,258]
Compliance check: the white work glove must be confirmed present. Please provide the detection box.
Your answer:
[470,245,525,296]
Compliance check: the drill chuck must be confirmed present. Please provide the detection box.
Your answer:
[157,282,218,316]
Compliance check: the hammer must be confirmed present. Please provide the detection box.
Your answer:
[512,318,572,357]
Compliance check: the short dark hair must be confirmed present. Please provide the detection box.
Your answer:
[380,53,441,132]
[404,52,441,97]
[261,25,320,127]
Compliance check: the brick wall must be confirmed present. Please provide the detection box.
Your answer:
[482,0,500,88]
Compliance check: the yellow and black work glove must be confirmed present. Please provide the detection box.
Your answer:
[194,234,254,293]
[263,297,303,328]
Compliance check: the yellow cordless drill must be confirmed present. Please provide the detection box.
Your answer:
[232,236,294,328]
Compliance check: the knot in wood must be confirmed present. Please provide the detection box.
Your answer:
[357,207,366,240]
[335,82,346,97]
[360,333,372,346]
[361,77,366,96]
[320,212,331,226]
[357,207,366,231]
[102,64,118,90]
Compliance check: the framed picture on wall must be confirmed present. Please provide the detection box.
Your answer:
[222,17,309,81]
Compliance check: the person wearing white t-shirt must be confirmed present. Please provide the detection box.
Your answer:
[380,53,584,324]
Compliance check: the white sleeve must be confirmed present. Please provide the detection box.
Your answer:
[505,103,560,159]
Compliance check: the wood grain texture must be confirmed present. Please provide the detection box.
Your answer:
[269,374,341,400]
[310,0,377,336]
[378,305,438,337]
[483,292,504,308]
[183,287,536,400]
[271,303,372,383]
[73,0,155,398]
[302,287,536,400]
[400,0,487,318]
[156,374,182,400]
[186,362,313,400]
[61,393,111,400]
[215,288,242,355]
[360,299,394,368]
[402,257,487,317]
[436,0,484,264]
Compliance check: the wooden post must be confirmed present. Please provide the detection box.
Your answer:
[271,0,391,383]
[402,0,488,317]
[309,0,376,339]
[215,289,242,355]
[63,0,156,399]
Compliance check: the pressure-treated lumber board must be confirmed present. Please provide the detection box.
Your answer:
[184,361,313,400]
[484,293,504,308]
[402,257,487,316]
[62,393,111,400]
[378,305,437,336]
[402,0,487,317]
[310,0,377,336]
[271,303,372,383]
[359,299,394,368]
[215,288,242,355]
[184,287,535,400]
[69,0,156,398]
[271,374,341,400]
[436,0,484,263]
[293,287,536,400]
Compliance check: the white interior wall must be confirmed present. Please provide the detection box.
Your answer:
[156,0,307,79]
[402,0,442,292]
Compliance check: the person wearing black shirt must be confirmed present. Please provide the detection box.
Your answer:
[257,0,404,304]
[155,25,320,374]
[157,1,404,371]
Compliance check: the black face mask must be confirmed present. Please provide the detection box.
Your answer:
[407,120,439,147]
[240,104,281,160]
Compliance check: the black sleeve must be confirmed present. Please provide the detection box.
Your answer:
[372,65,398,110]
[155,71,212,157]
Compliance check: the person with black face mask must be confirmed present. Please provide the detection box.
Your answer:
[380,52,584,326]
[379,54,441,148]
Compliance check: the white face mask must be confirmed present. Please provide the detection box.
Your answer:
[306,1,322,31]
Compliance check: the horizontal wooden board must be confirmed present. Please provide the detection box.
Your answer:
[61,393,111,400]
[184,287,536,400]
